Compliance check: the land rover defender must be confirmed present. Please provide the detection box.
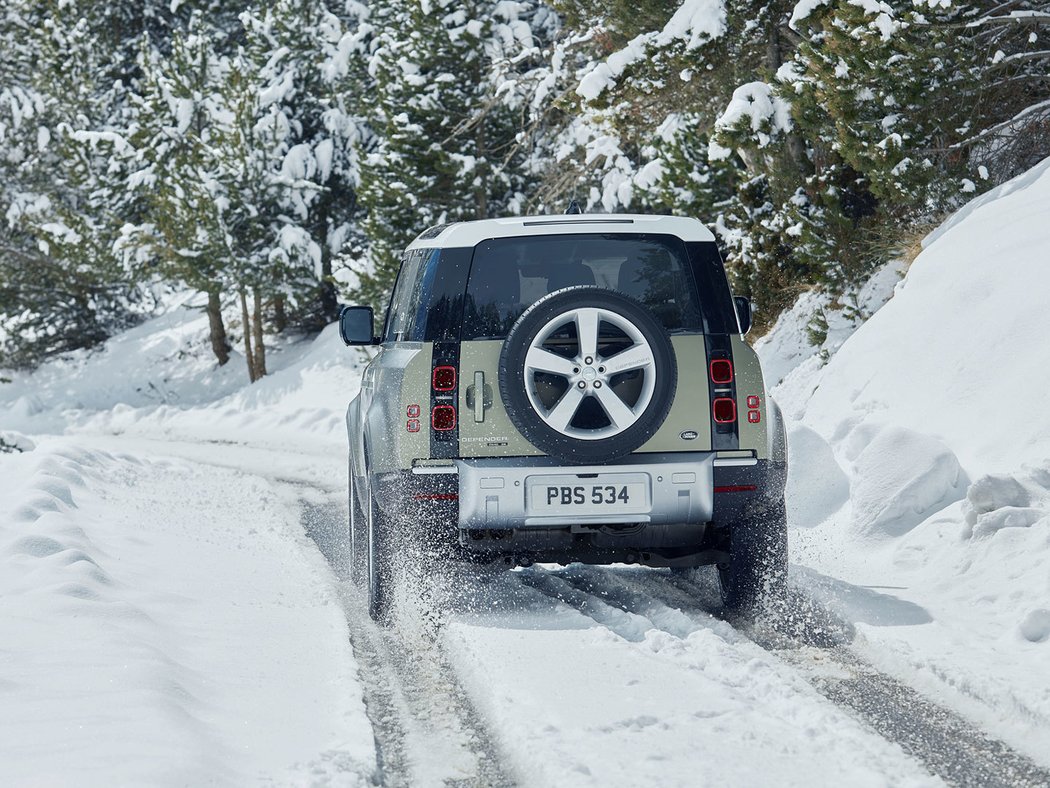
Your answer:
[340,214,788,622]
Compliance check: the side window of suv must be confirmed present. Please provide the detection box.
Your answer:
[383,247,474,343]
[384,249,432,342]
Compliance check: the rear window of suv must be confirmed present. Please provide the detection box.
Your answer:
[462,234,704,341]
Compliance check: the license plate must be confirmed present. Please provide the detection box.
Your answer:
[525,473,650,515]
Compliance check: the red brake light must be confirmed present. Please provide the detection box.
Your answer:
[710,359,734,384]
[713,397,736,423]
[433,366,456,391]
[432,405,457,431]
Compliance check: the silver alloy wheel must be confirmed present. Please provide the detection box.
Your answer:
[523,306,657,440]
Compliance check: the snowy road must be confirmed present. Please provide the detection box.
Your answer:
[8,433,1050,787]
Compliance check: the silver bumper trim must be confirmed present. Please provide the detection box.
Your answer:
[455,453,716,529]
[713,458,759,467]
[411,465,459,475]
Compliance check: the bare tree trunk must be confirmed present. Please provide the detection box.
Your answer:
[251,288,267,379]
[317,199,340,324]
[206,288,231,366]
[475,120,488,218]
[767,16,813,179]
[240,289,257,383]
[273,293,287,333]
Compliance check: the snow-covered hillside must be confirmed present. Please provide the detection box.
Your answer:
[757,155,1050,762]
[1,295,365,450]
[2,158,1050,786]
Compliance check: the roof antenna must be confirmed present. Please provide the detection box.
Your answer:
[565,199,582,215]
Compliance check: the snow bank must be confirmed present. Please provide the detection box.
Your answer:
[0,442,375,785]
[842,424,968,540]
[76,321,365,450]
[0,300,364,451]
[755,256,906,403]
[0,429,35,453]
[784,423,849,527]
[1,297,250,431]
[797,155,1050,476]
[773,156,1050,763]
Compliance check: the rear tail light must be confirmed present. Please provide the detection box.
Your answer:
[712,397,736,423]
[709,359,734,384]
[432,405,457,431]
[432,366,456,391]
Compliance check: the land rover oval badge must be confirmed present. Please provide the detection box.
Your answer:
[680,430,699,440]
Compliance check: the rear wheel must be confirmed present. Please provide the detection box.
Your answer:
[717,498,788,616]
[366,481,394,624]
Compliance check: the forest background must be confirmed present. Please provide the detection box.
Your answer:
[1,0,1047,382]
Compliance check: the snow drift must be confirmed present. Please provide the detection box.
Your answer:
[765,155,1050,763]
[794,155,1050,476]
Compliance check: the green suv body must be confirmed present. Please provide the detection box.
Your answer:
[341,214,788,622]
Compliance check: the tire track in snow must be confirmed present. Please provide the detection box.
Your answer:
[263,434,1045,788]
[515,567,656,642]
[655,572,1050,788]
[518,564,1050,786]
[93,435,515,788]
[299,498,515,788]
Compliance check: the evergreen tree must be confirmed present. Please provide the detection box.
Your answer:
[120,19,240,368]
[0,0,158,366]
[0,0,252,367]
[352,0,554,311]
[787,0,975,213]
[5,0,1049,371]
[238,0,369,331]
[119,2,368,381]
[553,0,824,321]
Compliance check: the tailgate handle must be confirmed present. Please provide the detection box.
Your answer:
[466,371,491,422]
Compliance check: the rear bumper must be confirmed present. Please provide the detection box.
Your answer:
[373,451,784,532]
[454,453,716,530]
[369,453,785,567]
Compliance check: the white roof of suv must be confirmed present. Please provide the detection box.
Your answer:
[405,214,716,251]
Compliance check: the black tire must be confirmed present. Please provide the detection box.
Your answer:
[717,498,788,616]
[366,481,394,624]
[348,466,366,586]
[499,286,677,464]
